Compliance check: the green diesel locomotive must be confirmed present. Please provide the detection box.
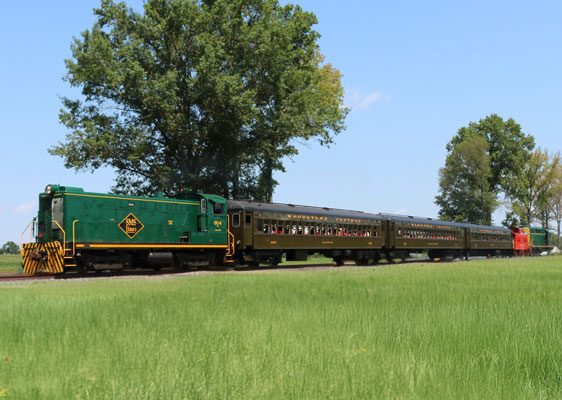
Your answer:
[21,184,233,274]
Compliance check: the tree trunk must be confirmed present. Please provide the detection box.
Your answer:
[265,160,273,203]
[231,157,240,200]
[261,158,274,203]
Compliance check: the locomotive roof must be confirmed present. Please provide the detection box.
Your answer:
[228,200,384,221]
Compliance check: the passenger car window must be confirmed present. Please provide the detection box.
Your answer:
[232,213,240,227]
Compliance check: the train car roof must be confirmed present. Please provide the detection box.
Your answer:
[376,213,465,228]
[229,201,510,232]
[456,222,511,232]
[377,213,510,232]
[228,200,385,221]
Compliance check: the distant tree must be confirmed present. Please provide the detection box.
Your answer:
[447,114,535,197]
[501,210,522,229]
[2,241,19,255]
[549,164,562,247]
[435,135,497,224]
[509,149,561,227]
[50,0,348,201]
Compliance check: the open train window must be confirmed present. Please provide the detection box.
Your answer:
[232,213,240,227]
[246,215,252,225]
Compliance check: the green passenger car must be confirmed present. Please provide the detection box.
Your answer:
[21,184,231,275]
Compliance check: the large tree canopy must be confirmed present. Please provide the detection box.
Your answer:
[446,114,535,197]
[51,0,347,200]
[437,114,535,224]
[435,135,497,225]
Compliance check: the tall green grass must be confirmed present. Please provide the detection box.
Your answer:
[1,256,561,399]
[0,254,21,273]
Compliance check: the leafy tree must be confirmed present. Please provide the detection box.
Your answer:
[447,114,535,197]
[509,149,561,227]
[501,210,522,229]
[548,162,562,247]
[50,0,347,200]
[435,135,497,224]
[2,241,19,255]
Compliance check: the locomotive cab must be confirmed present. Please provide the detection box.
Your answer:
[21,184,85,274]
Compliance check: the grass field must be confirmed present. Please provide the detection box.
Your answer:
[1,256,562,399]
[0,254,21,273]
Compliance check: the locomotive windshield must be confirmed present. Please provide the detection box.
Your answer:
[37,195,52,242]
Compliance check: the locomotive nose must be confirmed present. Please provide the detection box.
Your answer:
[21,242,64,275]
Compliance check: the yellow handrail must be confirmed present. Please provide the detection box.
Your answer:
[72,220,80,256]
[19,220,34,255]
[52,220,66,256]
[226,215,235,256]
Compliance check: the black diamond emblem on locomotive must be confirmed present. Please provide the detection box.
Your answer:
[118,213,144,239]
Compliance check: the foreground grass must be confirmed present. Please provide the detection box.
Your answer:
[1,257,562,399]
[0,254,21,273]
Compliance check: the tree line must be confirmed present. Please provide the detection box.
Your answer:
[435,114,562,246]
[0,241,19,255]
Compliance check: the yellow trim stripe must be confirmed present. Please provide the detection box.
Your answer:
[75,243,227,249]
[64,192,199,206]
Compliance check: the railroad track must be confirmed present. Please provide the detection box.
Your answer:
[0,257,449,282]
[0,274,54,283]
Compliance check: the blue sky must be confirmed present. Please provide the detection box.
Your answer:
[1,0,561,244]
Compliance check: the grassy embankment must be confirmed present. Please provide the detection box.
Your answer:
[0,255,21,274]
[1,256,562,399]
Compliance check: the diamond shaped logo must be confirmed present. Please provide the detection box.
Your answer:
[118,213,144,239]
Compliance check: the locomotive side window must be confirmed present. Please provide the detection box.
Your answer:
[213,202,224,215]
[200,199,207,214]
[246,215,252,225]
[232,213,241,227]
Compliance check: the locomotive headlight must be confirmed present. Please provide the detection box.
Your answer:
[44,184,59,194]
